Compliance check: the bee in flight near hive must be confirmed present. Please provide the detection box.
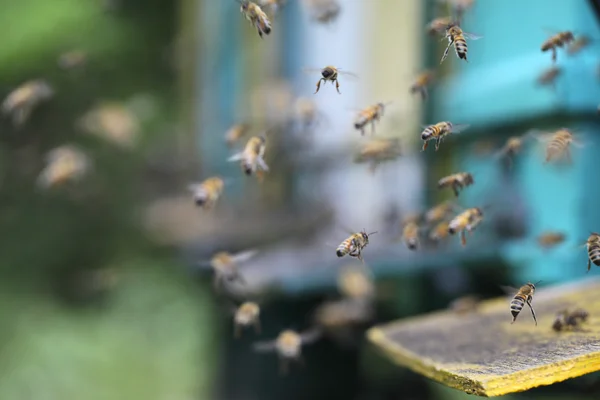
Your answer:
[238,0,272,38]
[306,66,357,95]
[536,66,561,90]
[253,328,322,375]
[409,70,435,100]
[552,308,589,332]
[2,79,54,127]
[353,137,402,174]
[224,123,250,148]
[420,121,470,151]
[425,16,454,36]
[437,172,474,197]
[293,97,324,132]
[401,221,421,250]
[536,231,566,250]
[336,229,377,263]
[36,145,91,190]
[492,132,532,169]
[424,201,456,224]
[77,102,141,149]
[566,35,592,56]
[187,177,225,210]
[198,249,258,291]
[353,102,392,136]
[336,265,375,301]
[439,21,483,64]
[541,31,575,63]
[448,207,483,246]
[506,281,540,326]
[302,0,341,25]
[532,128,584,165]
[227,135,269,181]
[232,301,262,338]
[583,232,600,272]
[428,220,451,245]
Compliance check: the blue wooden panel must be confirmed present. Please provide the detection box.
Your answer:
[432,0,600,128]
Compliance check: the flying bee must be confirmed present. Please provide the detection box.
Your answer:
[448,294,481,314]
[537,66,561,90]
[225,123,250,147]
[401,221,420,250]
[507,281,539,325]
[536,231,566,249]
[57,49,88,70]
[2,79,54,127]
[541,31,575,63]
[492,132,532,169]
[253,328,322,375]
[336,230,377,263]
[198,249,258,290]
[36,145,91,189]
[429,220,451,244]
[293,97,326,132]
[424,201,456,224]
[187,177,225,209]
[353,137,402,174]
[227,135,269,180]
[552,308,589,332]
[302,0,341,25]
[353,102,391,136]
[410,70,435,100]
[232,301,261,338]
[437,172,474,197]
[239,0,272,38]
[567,35,592,56]
[77,102,140,149]
[425,16,453,36]
[440,22,483,64]
[583,232,600,272]
[420,121,470,151]
[448,207,483,246]
[533,128,584,164]
[337,265,375,301]
[306,66,358,95]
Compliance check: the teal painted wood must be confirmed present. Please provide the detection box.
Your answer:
[432,0,600,128]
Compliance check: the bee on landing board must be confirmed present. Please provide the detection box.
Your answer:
[353,137,402,174]
[583,232,600,273]
[336,230,377,263]
[552,308,589,332]
[541,31,575,63]
[353,102,391,136]
[36,145,91,189]
[187,177,225,209]
[420,121,470,151]
[440,22,483,64]
[305,66,357,95]
[225,123,250,148]
[532,128,584,164]
[253,328,322,375]
[437,172,474,197]
[536,231,566,250]
[198,249,258,291]
[492,133,532,169]
[2,80,54,127]
[232,301,262,338]
[505,282,540,325]
[409,70,435,100]
[448,207,483,246]
[227,135,269,181]
[238,0,272,38]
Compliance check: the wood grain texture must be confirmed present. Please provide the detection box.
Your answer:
[367,277,600,397]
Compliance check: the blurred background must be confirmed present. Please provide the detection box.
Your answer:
[2,0,600,399]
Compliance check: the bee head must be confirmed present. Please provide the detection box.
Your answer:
[362,230,378,243]
[238,0,249,11]
[321,67,334,79]
[448,226,456,235]
[194,196,206,207]
[421,131,432,141]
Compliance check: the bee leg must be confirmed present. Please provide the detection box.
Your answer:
[420,87,428,101]
[314,79,322,94]
[527,300,538,326]
[551,48,557,63]
[587,258,591,273]
[440,40,454,64]
[435,139,441,151]
[422,141,429,151]
[335,79,341,94]
[452,184,460,197]
[460,231,467,246]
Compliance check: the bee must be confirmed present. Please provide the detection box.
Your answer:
[57,50,88,70]
[253,328,322,375]
[293,97,324,131]
[337,265,375,301]
[424,201,456,224]
[353,102,391,136]
[437,172,474,197]
[353,137,402,174]
[508,282,539,325]
[313,298,374,342]
[440,22,483,64]
[227,135,269,180]
[541,31,575,63]
[187,177,225,209]
[429,220,451,244]
[200,249,258,290]
[233,301,261,338]
[336,230,377,262]
[402,222,420,250]
[448,207,483,246]
[239,0,272,38]
[552,308,589,332]
[308,66,357,95]
[584,232,600,272]
[425,16,453,36]
[536,231,566,249]
[537,66,561,89]
[409,70,435,100]
[36,145,91,189]
[448,294,481,314]
[567,35,592,56]
[492,133,532,169]
[77,102,140,149]
[225,123,250,147]
[534,128,583,164]
[302,0,341,25]
[420,121,470,151]
[1,79,54,127]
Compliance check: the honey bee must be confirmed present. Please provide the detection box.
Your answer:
[233,301,261,338]
[337,265,375,301]
[36,145,91,189]
[507,282,539,325]
[537,66,561,89]
[353,137,402,174]
[420,121,470,151]
[227,135,269,179]
[536,231,566,249]
[199,249,258,290]
[584,232,600,272]
[409,70,435,100]
[552,308,589,332]
[541,31,575,63]
[307,66,358,95]
[437,172,474,197]
[57,50,88,70]
[293,97,324,131]
[429,220,451,244]
[353,102,391,136]
[533,128,584,164]
[402,221,420,250]
[336,230,377,262]
[566,35,592,56]
[302,0,341,25]
[253,328,322,375]
[448,207,483,246]
[448,294,481,314]
[492,133,532,169]
[187,177,225,209]
[225,123,250,147]
[239,0,272,38]
[1,80,54,127]
[425,16,453,36]
[77,102,140,149]
[440,22,483,64]
[313,298,374,343]
[424,201,456,224]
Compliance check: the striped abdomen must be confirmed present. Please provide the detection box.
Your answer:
[336,239,352,257]
[421,125,441,141]
[510,294,526,321]
[545,134,571,162]
[588,242,600,267]
[454,35,468,60]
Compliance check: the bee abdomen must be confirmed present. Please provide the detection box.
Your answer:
[407,239,418,250]
[510,296,525,317]
[455,38,468,59]
[589,245,600,266]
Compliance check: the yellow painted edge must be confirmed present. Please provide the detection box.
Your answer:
[367,327,600,397]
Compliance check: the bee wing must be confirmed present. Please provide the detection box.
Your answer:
[300,327,323,345]
[499,285,518,296]
[227,152,244,162]
[230,249,259,264]
[187,183,202,192]
[195,258,213,270]
[256,157,270,172]
[337,70,359,80]
[252,339,277,353]
[302,67,324,75]
[528,129,553,142]
[450,124,470,133]
[463,32,483,40]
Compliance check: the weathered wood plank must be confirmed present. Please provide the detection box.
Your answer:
[367,277,600,397]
